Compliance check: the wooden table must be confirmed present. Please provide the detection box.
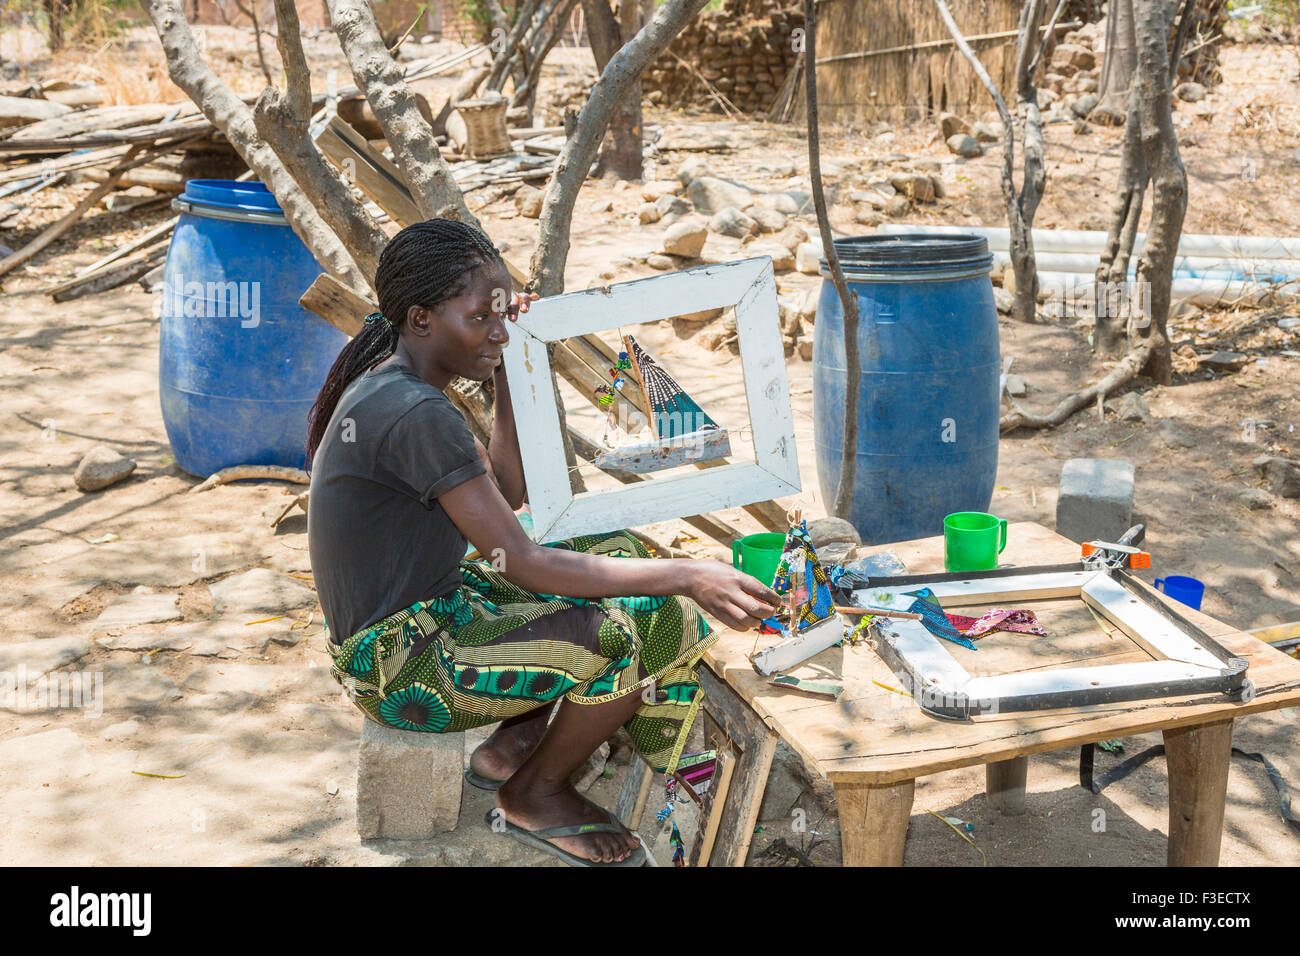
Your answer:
[687,521,1300,867]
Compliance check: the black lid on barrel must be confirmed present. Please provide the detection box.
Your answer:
[819,233,993,281]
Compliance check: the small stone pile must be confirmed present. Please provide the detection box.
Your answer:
[642,0,804,115]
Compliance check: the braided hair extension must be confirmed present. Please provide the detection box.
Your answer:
[306,219,503,463]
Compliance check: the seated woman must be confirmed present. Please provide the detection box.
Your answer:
[307,219,779,867]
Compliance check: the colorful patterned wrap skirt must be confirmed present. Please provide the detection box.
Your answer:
[326,530,716,775]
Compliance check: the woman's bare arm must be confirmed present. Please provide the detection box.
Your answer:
[485,363,525,509]
[439,473,780,630]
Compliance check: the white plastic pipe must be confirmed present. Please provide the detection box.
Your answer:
[878,223,1300,262]
[1034,270,1300,307]
[988,250,1300,282]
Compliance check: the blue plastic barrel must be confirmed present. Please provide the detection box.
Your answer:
[159,180,347,477]
[813,234,1000,544]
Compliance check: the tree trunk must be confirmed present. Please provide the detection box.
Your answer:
[584,0,650,180]
[1097,0,1138,119]
[1128,0,1187,385]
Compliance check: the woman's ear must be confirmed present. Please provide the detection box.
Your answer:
[406,304,432,337]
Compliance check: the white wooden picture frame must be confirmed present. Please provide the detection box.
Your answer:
[847,568,1253,719]
[502,257,800,542]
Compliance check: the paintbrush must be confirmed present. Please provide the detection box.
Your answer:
[833,604,924,620]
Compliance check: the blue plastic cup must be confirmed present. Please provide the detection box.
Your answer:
[1154,575,1205,610]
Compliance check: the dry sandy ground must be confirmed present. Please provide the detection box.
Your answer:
[0,32,1297,867]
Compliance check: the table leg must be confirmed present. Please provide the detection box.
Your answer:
[833,779,916,866]
[985,756,1028,815]
[1163,718,1234,867]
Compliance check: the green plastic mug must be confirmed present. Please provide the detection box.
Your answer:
[732,532,786,586]
[943,512,1007,572]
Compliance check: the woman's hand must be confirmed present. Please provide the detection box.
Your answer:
[507,290,539,321]
[686,562,782,631]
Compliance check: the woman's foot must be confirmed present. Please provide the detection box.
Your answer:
[496,776,641,864]
[468,706,554,785]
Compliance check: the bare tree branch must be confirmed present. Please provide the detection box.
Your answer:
[328,0,479,226]
[530,0,709,295]
[804,0,859,519]
[253,0,387,278]
[933,0,1041,323]
[1000,347,1150,431]
[142,0,371,293]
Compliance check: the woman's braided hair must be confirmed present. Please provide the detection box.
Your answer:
[306,219,503,463]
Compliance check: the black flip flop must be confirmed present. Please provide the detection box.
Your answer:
[483,808,646,867]
[464,768,505,792]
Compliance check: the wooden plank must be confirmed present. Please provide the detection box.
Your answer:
[615,756,654,830]
[567,427,744,546]
[690,744,735,867]
[315,115,423,228]
[1164,718,1233,866]
[698,665,779,867]
[298,272,369,337]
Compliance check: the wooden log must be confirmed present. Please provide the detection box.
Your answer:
[1164,718,1233,867]
[69,215,177,280]
[48,240,168,302]
[0,143,161,278]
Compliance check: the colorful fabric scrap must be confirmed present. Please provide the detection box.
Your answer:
[759,520,834,635]
[905,587,978,650]
[945,607,1048,638]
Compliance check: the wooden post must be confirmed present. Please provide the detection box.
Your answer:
[696,667,779,867]
[615,755,654,830]
[833,779,915,866]
[1163,718,1233,867]
[985,756,1029,815]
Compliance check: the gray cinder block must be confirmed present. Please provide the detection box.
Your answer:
[1056,458,1135,544]
[357,719,462,839]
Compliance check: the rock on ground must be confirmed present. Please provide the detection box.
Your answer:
[745,205,787,233]
[1117,391,1153,423]
[514,186,542,218]
[708,206,758,238]
[74,445,136,492]
[1254,455,1300,498]
[676,156,713,186]
[208,567,316,616]
[686,176,754,215]
[946,134,982,158]
[92,586,181,632]
[1236,488,1275,511]
[806,516,861,549]
[889,172,934,203]
[972,120,1002,142]
[938,112,970,139]
[662,220,708,258]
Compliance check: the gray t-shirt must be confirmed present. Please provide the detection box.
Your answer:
[308,362,487,643]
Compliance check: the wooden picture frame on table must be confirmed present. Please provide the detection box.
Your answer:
[501,257,800,543]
